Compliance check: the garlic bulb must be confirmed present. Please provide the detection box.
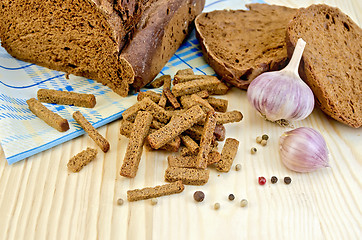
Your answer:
[279,127,329,173]
[247,38,314,123]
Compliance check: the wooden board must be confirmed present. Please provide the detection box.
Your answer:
[0,0,361,239]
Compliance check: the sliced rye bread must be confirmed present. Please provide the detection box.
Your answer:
[195,3,298,89]
[0,0,205,96]
[286,4,362,128]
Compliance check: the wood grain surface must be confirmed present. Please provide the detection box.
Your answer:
[0,0,361,239]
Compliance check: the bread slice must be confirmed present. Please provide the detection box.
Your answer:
[0,0,205,96]
[195,4,298,89]
[287,4,362,128]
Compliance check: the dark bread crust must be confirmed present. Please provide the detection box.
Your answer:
[122,0,206,91]
[286,4,362,128]
[195,4,298,89]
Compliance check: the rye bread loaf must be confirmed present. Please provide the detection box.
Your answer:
[0,0,205,96]
[195,3,297,89]
[286,4,361,128]
[123,0,206,91]
[0,0,138,96]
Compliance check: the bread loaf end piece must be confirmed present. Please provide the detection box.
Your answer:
[122,0,206,91]
[287,4,362,128]
[0,0,138,97]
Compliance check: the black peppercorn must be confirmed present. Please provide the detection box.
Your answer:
[271,176,278,184]
[284,176,292,184]
[193,191,205,202]
[228,194,235,201]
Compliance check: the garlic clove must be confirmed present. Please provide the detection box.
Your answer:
[247,38,315,123]
[279,127,329,173]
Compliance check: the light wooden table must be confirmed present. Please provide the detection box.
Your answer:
[0,1,361,239]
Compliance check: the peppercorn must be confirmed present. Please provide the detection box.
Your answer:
[258,176,266,185]
[117,198,124,206]
[284,176,292,185]
[193,191,205,202]
[150,198,158,205]
[256,136,262,143]
[271,176,278,184]
[240,199,248,207]
[262,134,269,140]
[250,147,257,154]
[235,164,242,171]
[260,139,267,146]
[214,203,220,210]
[228,194,235,201]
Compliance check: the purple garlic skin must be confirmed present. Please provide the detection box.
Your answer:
[247,71,315,122]
[279,127,329,173]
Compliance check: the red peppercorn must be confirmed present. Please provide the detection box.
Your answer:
[258,176,266,185]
